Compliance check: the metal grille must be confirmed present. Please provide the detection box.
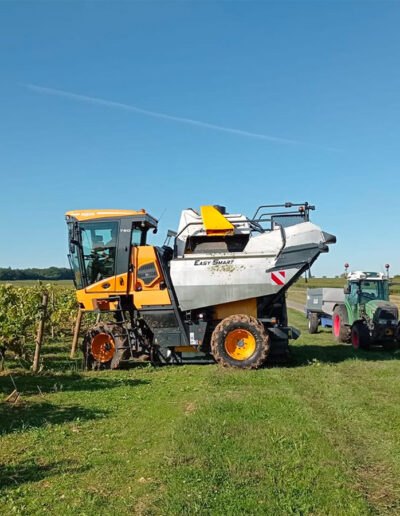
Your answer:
[137,262,158,285]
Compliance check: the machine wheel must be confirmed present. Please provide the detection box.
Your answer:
[82,323,130,370]
[351,322,370,350]
[211,314,269,369]
[308,313,319,334]
[332,305,351,343]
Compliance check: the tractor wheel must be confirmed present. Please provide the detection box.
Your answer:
[82,323,130,370]
[332,305,351,343]
[308,313,319,334]
[351,322,370,350]
[211,314,269,369]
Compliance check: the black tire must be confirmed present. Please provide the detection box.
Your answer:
[82,323,130,370]
[332,305,351,343]
[308,313,319,334]
[211,314,269,369]
[351,322,370,350]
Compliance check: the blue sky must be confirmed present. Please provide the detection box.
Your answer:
[1,1,399,276]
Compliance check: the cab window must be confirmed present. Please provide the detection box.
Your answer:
[131,226,147,247]
[80,221,119,284]
[348,282,359,304]
[131,228,142,247]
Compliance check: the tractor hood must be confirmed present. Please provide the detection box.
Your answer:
[366,301,399,322]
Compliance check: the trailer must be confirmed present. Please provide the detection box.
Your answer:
[306,288,345,333]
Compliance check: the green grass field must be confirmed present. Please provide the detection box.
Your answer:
[1,310,400,515]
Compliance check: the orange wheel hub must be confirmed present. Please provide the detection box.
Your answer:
[225,329,256,360]
[90,333,115,363]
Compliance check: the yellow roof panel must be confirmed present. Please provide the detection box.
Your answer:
[200,205,235,236]
[66,209,146,221]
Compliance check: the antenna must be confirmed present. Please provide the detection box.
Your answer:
[157,208,167,223]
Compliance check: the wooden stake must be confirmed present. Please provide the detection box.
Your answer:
[5,389,17,402]
[70,308,83,358]
[50,290,55,339]
[33,293,48,373]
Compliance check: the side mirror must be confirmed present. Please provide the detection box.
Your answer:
[343,286,350,294]
[164,229,177,247]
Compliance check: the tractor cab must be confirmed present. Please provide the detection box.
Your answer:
[66,210,158,292]
[345,272,390,305]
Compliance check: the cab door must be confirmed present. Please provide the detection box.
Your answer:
[112,219,138,295]
[80,221,118,294]
[346,282,360,322]
[130,246,172,309]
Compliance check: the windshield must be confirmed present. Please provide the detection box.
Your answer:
[68,221,119,288]
[81,221,119,285]
[359,280,389,303]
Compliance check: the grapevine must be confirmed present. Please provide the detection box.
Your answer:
[0,283,80,362]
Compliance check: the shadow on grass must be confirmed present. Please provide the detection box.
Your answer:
[0,401,108,436]
[0,459,89,491]
[290,343,400,367]
[0,373,150,397]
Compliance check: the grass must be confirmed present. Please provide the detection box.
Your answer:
[1,311,400,515]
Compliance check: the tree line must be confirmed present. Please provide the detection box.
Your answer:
[0,267,73,281]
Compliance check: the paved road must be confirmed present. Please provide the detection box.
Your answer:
[287,300,305,313]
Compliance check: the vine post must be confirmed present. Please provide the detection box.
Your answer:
[70,308,83,358]
[51,289,55,338]
[33,292,49,373]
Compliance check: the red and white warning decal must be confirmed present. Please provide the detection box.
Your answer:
[271,270,286,285]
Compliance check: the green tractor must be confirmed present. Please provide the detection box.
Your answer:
[332,269,399,350]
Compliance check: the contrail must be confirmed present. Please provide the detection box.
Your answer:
[24,83,335,149]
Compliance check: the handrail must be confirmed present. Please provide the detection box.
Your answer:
[253,202,315,220]
[175,217,269,242]
[173,202,316,255]
[174,213,309,242]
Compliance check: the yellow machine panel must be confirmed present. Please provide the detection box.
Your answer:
[85,276,116,294]
[130,246,172,309]
[113,272,129,295]
[214,298,257,320]
[76,286,119,311]
[66,209,147,221]
[200,205,235,236]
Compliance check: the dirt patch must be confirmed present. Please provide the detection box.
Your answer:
[185,402,196,415]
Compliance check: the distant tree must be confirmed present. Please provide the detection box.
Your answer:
[0,267,73,281]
